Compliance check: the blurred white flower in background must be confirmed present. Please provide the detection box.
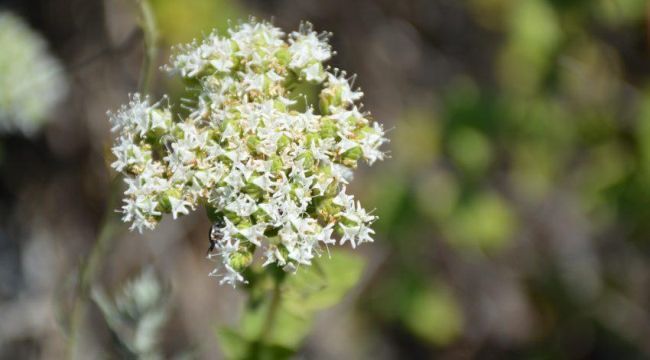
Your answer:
[92,267,170,359]
[0,12,68,135]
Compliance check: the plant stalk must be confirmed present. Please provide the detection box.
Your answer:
[135,0,158,94]
[66,1,158,358]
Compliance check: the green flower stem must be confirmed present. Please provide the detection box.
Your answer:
[135,0,158,94]
[67,2,157,358]
[246,271,285,358]
[260,277,282,342]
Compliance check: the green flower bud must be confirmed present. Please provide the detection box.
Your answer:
[273,99,287,112]
[305,133,318,146]
[229,250,253,272]
[341,146,363,167]
[276,47,291,66]
[316,197,337,221]
[242,181,262,199]
[157,188,183,213]
[223,210,239,223]
[247,134,261,153]
[277,134,291,150]
[217,154,233,167]
[319,89,335,115]
[236,217,252,228]
[319,117,337,138]
[298,150,315,169]
[252,208,271,224]
[270,155,284,173]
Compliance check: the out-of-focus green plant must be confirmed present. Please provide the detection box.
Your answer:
[499,0,562,94]
[594,0,646,25]
[367,269,464,347]
[217,250,364,358]
[92,267,170,359]
[360,0,650,355]
[149,0,241,44]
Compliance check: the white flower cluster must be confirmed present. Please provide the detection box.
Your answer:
[0,12,67,135]
[109,20,387,286]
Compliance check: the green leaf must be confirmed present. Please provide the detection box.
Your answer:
[283,249,365,314]
[262,305,312,349]
[226,250,365,354]
[238,290,314,349]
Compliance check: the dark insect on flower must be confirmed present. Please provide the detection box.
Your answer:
[207,217,226,254]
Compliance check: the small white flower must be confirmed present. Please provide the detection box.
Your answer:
[333,187,354,208]
[324,72,363,110]
[111,135,149,172]
[239,223,266,246]
[263,245,286,267]
[338,223,359,248]
[331,163,354,184]
[288,23,331,70]
[337,137,360,154]
[252,173,275,192]
[226,194,257,217]
[211,264,247,287]
[169,196,191,219]
[303,62,325,82]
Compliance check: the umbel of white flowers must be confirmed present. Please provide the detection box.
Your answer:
[0,12,67,135]
[108,19,387,286]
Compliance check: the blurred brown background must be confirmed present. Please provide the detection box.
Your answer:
[2,0,650,358]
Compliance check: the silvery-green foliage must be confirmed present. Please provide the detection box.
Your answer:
[0,12,67,135]
[108,19,388,286]
[92,268,170,359]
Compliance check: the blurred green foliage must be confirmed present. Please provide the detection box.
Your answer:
[217,250,364,359]
[361,0,650,356]
[149,0,241,44]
